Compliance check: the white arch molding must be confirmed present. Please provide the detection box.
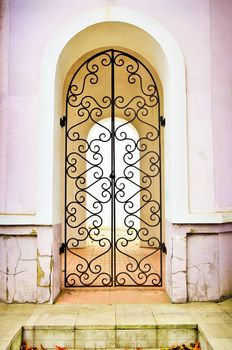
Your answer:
[44,5,189,227]
[4,5,191,225]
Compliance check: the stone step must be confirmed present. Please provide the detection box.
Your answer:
[23,324,197,350]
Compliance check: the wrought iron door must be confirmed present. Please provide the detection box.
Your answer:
[64,49,163,287]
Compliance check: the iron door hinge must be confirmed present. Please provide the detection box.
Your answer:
[161,242,167,254]
[60,116,67,128]
[59,242,66,254]
[160,116,166,127]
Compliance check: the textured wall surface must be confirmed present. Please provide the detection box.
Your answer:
[0,225,61,303]
[165,222,232,302]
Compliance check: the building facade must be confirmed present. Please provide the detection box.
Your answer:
[0,0,232,303]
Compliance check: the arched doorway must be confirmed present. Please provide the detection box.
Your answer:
[64,49,165,287]
[38,11,188,301]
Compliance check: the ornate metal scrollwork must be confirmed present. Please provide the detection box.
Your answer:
[64,49,162,287]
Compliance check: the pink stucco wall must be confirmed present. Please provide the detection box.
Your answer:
[211,0,232,211]
[0,0,231,215]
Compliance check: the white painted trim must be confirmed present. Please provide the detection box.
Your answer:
[1,5,230,225]
[1,212,232,225]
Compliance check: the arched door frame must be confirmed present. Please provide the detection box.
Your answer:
[37,5,188,226]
